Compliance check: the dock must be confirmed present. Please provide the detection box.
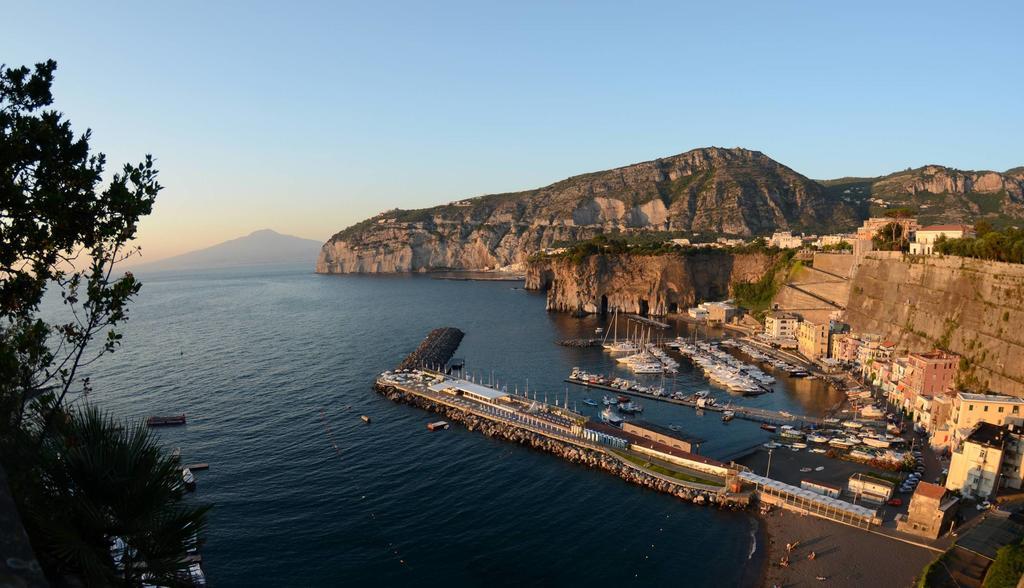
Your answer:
[625,314,670,328]
[564,377,826,427]
[183,463,209,471]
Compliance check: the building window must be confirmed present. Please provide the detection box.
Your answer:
[999,407,1005,413]
[984,406,989,412]
[969,405,974,411]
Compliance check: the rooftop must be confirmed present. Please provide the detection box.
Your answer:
[957,392,1024,404]
[427,378,509,401]
[919,224,973,232]
[626,420,705,445]
[965,422,1009,449]
[913,481,947,501]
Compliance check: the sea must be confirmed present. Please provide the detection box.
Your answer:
[63,263,843,587]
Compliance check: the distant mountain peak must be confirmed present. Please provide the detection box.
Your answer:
[133,229,322,272]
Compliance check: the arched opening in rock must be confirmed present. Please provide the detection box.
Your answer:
[638,299,649,317]
[668,302,678,314]
[600,295,609,316]
[540,270,555,291]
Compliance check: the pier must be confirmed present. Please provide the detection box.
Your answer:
[373,328,888,530]
[625,314,670,328]
[564,377,826,427]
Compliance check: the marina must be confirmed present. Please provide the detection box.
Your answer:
[376,328,886,535]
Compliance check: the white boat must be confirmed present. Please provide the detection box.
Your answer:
[582,398,598,406]
[862,437,891,448]
[182,468,196,491]
[764,442,781,449]
[595,327,604,334]
[829,439,854,449]
[781,429,804,439]
[809,448,827,454]
[861,405,885,418]
[602,395,615,406]
[792,442,808,449]
[618,401,643,414]
[842,421,864,429]
[807,434,829,443]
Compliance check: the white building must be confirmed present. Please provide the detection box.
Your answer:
[768,231,803,249]
[909,224,974,255]
[945,422,1024,500]
[764,312,801,339]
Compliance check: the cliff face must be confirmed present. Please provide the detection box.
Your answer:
[525,252,775,316]
[846,253,1024,396]
[317,147,856,273]
[824,165,1024,227]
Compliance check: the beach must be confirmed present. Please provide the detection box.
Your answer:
[758,508,936,587]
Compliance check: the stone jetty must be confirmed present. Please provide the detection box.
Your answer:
[397,327,465,371]
[374,383,747,510]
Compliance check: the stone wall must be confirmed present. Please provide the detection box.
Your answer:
[845,253,1024,396]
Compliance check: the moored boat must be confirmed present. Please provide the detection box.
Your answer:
[760,423,777,432]
[427,421,450,431]
[146,414,186,427]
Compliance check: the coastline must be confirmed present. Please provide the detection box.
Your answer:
[756,508,934,588]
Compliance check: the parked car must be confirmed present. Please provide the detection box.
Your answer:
[887,498,903,506]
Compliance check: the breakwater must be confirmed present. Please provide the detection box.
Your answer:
[374,383,746,509]
[397,327,464,371]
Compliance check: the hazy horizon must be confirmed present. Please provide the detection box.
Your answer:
[4,0,1022,261]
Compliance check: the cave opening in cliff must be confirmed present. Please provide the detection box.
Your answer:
[668,302,678,314]
[638,299,649,317]
[600,295,608,316]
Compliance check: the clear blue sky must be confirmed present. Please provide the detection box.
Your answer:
[4,0,1022,259]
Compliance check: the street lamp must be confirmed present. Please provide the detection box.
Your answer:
[766,448,774,478]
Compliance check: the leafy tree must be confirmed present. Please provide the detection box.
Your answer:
[983,539,1024,588]
[873,222,908,251]
[975,219,994,238]
[1,61,205,584]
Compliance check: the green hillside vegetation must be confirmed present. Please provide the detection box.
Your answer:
[934,225,1024,264]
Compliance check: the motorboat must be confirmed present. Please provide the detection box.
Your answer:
[618,401,643,414]
[760,423,777,432]
[807,434,830,443]
[722,410,735,422]
[582,397,598,406]
[182,468,196,491]
[602,395,615,406]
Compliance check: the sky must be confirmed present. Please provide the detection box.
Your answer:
[4,0,1022,262]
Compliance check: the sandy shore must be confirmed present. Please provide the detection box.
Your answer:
[758,509,936,587]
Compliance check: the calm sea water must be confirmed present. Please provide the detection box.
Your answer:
[67,263,841,587]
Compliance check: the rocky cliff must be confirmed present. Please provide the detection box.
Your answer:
[525,252,776,316]
[846,252,1024,396]
[317,147,857,273]
[823,165,1024,227]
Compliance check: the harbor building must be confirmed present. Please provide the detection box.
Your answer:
[428,379,511,404]
[952,393,1024,445]
[847,473,894,504]
[801,479,842,498]
[703,301,739,324]
[946,423,1024,499]
[764,311,800,340]
[896,482,959,539]
[590,421,729,479]
[909,224,975,255]
[905,350,958,398]
[622,421,704,454]
[797,320,829,361]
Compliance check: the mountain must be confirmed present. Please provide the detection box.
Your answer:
[822,165,1024,227]
[317,147,862,273]
[135,229,322,272]
[317,147,1024,274]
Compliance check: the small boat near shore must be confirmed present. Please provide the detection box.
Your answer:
[146,414,186,427]
[182,468,196,491]
[360,415,371,424]
[582,397,598,406]
[427,421,450,431]
[760,423,777,432]
[722,410,735,422]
